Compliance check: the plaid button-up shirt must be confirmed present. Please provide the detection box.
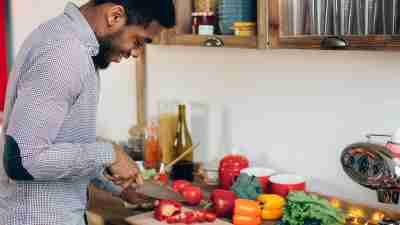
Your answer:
[0,3,122,225]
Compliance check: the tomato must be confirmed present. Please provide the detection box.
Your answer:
[172,180,192,193]
[210,189,237,217]
[182,186,203,205]
[194,210,206,222]
[184,211,197,224]
[205,212,217,222]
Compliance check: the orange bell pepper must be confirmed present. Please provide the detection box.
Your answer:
[234,199,261,217]
[233,215,262,225]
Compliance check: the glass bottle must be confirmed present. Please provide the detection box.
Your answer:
[173,104,193,162]
[144,121,161,170]
[159,102,179,164]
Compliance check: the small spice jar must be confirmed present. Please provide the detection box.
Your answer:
[194,0,218,13]
[192,12,217,35]
[232,22,257,37]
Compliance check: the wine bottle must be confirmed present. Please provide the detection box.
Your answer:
[173,104,193,162]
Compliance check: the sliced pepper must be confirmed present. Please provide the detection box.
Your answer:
[154,200,182,221]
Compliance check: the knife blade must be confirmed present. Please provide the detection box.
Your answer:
[132,180,186,202]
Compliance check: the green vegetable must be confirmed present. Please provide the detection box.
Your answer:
[230,173,262,200]
[283,192,345,225]
[140,169,157,180]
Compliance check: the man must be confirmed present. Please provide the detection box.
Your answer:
[0,0,175,224]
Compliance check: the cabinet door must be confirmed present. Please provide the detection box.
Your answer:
[269,0,400,50]
[155,0,268,49]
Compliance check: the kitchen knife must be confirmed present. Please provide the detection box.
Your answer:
[133,180,186,202]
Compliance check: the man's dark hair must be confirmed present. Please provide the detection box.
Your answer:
[94,0,175,28]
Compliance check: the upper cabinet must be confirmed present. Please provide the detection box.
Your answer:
[155,0,268,49]
[152,0,400,50]
[269,0,400,50]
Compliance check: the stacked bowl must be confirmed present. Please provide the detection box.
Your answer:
[218,0,257,35]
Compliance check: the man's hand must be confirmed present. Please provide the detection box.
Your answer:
[105,144,143,189]
[120,187,152,205]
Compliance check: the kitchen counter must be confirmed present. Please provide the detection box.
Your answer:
[87,184,400,225]
[87,185,276,225]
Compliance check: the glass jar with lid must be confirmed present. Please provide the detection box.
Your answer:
[192,12,217,35]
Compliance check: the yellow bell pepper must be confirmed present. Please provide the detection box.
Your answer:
[261,208,284,220]
[257,194,286,209]
[257,194,286,220]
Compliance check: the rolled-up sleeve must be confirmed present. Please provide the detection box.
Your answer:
[4,39,115,181]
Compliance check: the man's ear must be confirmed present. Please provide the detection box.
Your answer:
[105,5,127,28]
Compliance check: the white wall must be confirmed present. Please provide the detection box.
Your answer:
[146,45,400,210]
[11,0,136,141]
[10,0,400,210]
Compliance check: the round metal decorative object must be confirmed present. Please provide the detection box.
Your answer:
[341,142,396,190]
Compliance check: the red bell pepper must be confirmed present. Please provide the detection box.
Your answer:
[210,189,237,217]
[154,200,182,221]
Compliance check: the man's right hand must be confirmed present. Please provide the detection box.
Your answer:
[106,145,142,189]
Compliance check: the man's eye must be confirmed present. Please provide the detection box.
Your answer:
[144,38,152,44]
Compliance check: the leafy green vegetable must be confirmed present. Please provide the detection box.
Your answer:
[140,169,157,180]
[230,173,262,200]
[283,192,345,225]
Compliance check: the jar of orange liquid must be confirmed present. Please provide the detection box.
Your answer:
[144,121,161,170]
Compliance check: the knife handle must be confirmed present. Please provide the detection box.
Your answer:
[165,143,200,171]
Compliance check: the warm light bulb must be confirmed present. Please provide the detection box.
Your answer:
[352,217,361,224]
[371,212,385,223]
[330,198,341,208]
[349,217,369,225]
[348,208,365,218]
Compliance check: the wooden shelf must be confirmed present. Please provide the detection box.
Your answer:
[169,34,258,49]
[271,35,400,50]
[149,0,267,49]
[277,35,386,50]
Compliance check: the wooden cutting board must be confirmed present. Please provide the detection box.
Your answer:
[125,209,233,225]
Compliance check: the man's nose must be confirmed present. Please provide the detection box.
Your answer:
[130,48,144,58]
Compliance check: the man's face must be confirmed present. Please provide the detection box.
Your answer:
[93,12,162,70]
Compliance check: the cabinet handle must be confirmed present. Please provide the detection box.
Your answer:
[203,37,224,47]
[321,37,348,50]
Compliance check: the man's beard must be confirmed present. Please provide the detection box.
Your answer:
[92,37,113,70]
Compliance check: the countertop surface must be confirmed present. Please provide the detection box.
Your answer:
[87,185,275,225]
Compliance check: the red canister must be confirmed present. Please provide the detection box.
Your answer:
[218,155,249,190]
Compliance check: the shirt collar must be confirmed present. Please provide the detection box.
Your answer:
[64,2,99,56]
